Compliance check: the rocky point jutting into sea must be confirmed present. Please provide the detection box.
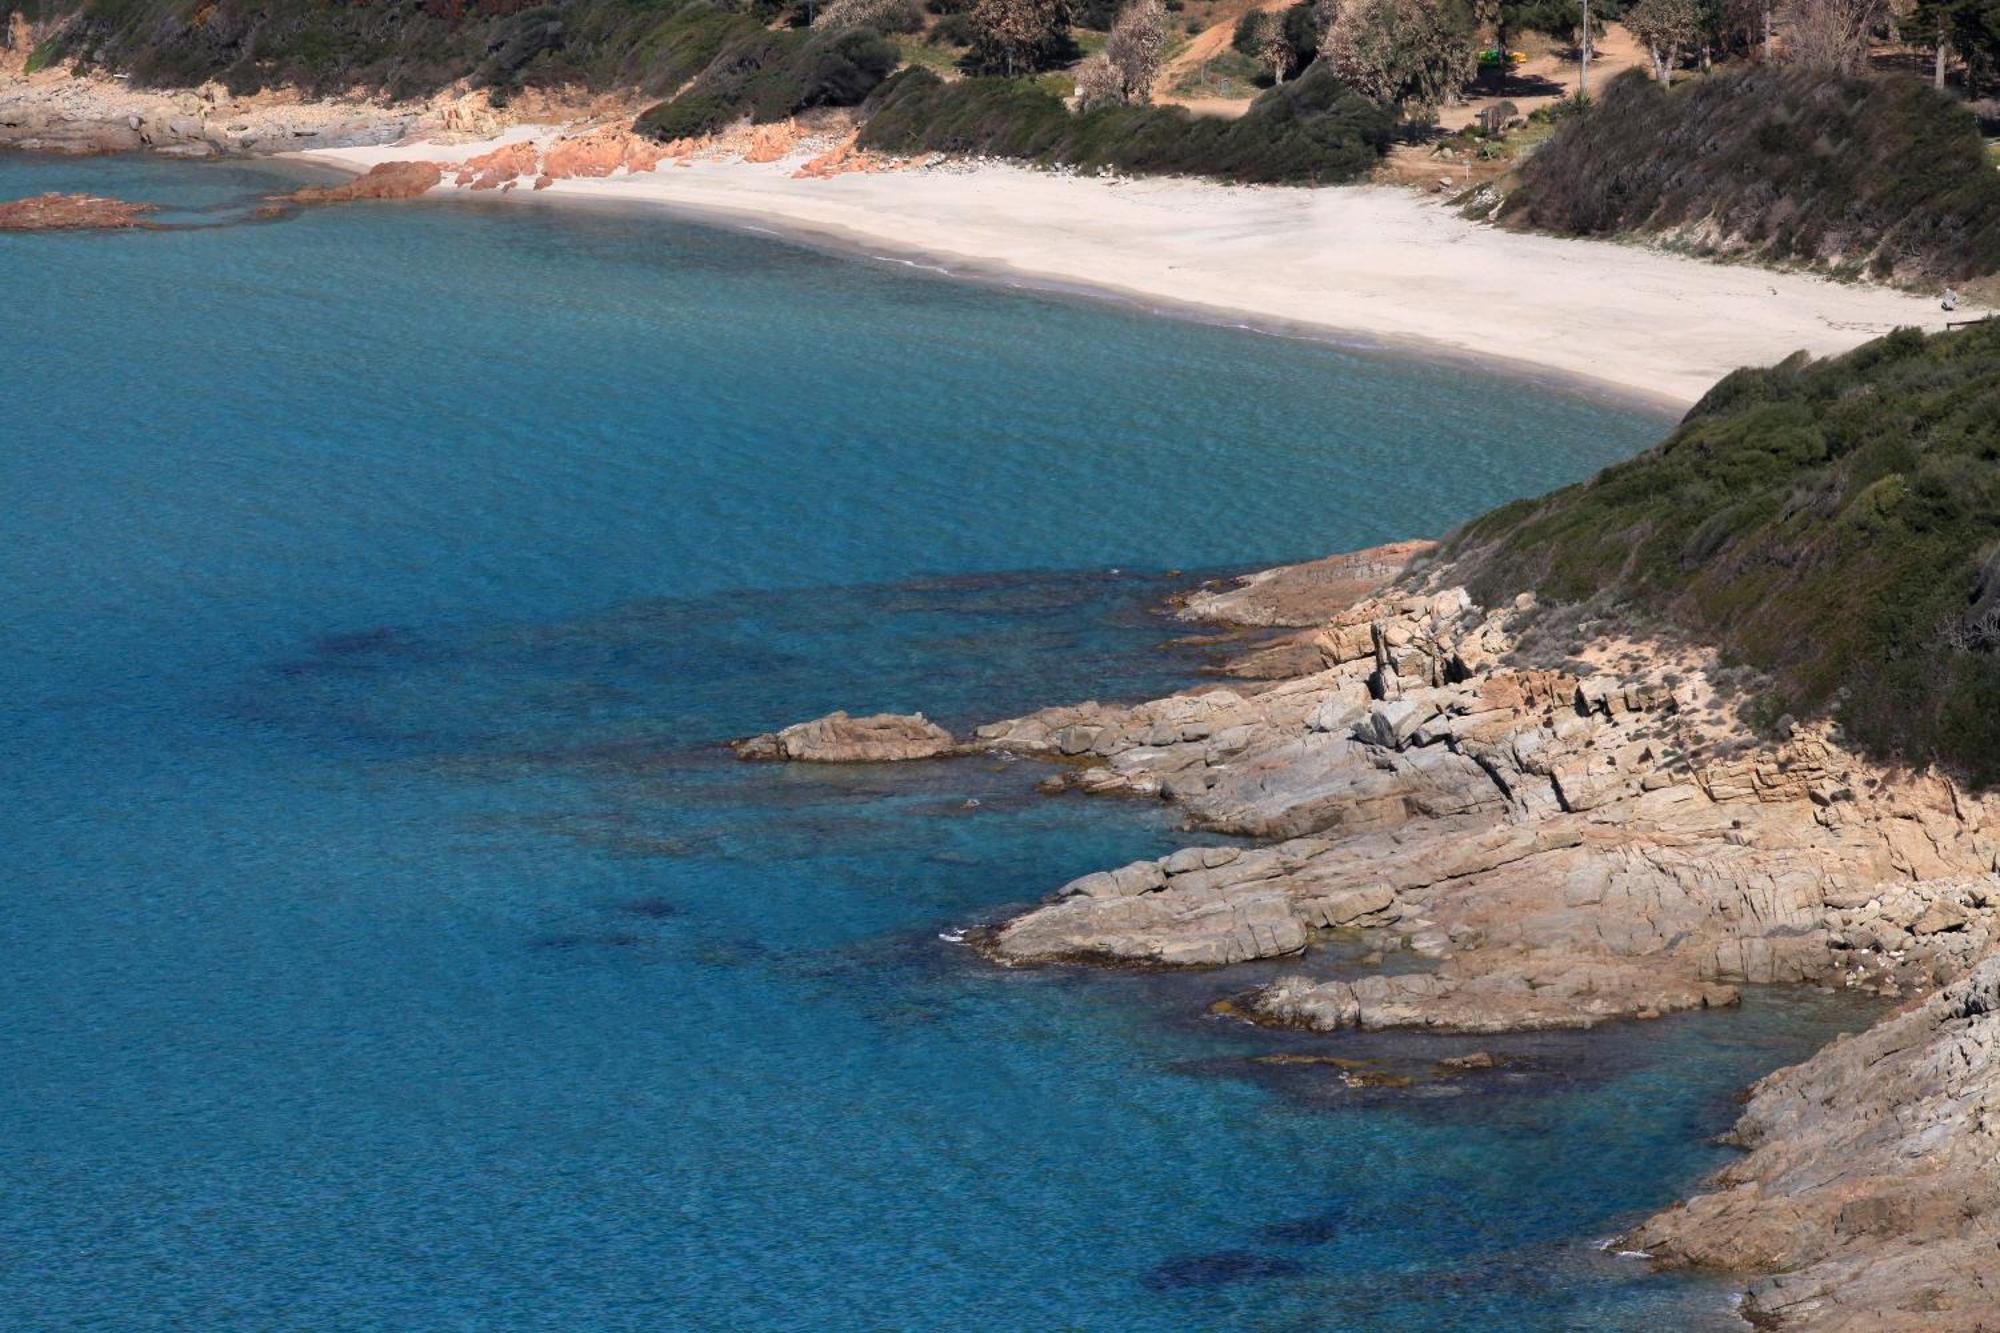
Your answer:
[740,539,2000,1330]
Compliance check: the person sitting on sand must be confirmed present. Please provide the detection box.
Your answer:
[1943,287,1959,312]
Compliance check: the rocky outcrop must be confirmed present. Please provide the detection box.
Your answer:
[455,140,540,190]
[1626,950,2000,1329]
[1248,954,1741,1033]
[744,540,2000,1318]
[0,191,153,230]
[539,126,669,179]
[0,71,418,156]
[284,161,442,204]
[1176,539,1438,627]
[733,710,959,763]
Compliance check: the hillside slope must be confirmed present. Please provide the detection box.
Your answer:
[1446,320,2000,784]
[1497,66,2000,285]
[9,0,756,99]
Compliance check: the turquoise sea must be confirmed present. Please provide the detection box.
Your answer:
[1,153,1872,1330]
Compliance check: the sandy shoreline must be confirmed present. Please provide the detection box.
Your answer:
[291,130,1971,409]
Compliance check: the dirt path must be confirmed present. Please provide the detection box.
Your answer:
[1435,23,1649,130]
[1151,0,1295,115]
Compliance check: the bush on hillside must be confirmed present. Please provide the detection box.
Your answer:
[1500,65,2000,283]
[634,23,898,137]
[1445,322,2000,784]
[33,0,871,98]
[928,11,977,42]
[633,92,738,140]
[858,61,1392,182]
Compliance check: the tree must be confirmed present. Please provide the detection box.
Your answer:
[970,0,1073,75]
[1900,0,2000,88]
[1625,0,1699,79]
[813,0,924,29]
[1256,11,1294,81]
[1073,51,1124,104]
[1105,0,1167,100]
[1323,0,1479,110]
[1776,0,1891,71]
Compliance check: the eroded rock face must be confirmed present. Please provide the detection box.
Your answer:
[733,710,958,763]
[0,191,153,230]
[1626,952,2000,1329]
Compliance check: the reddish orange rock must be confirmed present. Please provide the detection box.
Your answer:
[0,192,155,231]
[742,119,804,164]
[792,134,883,179]
[285,161,443,204]
[454,140,538,190]
[540,127,667,179]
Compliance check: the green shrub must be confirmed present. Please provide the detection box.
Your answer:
[1230,8,1262,55]
[634,92,738,139]
[634,21,897,138]
[27,0,840,98]
[1074,0,1121,28]
[928,11,975,43]
[859,62,1392,183]
[1501,66,2000,282]
[1444,321,2000,785]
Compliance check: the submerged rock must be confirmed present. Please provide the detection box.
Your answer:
[733,710,959,763]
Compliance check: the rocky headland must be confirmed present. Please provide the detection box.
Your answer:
[737,537,2000,1327]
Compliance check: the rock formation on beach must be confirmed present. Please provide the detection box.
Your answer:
[281,161,443,205]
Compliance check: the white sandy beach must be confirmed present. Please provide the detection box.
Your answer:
[298,130,1969,409]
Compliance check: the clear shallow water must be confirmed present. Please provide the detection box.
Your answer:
[1,154,1864,1329]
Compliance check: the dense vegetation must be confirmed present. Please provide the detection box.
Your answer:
[857,62,1394,183]
[1447,322,2000,784]
[1498,65,2000,283]
[19,0,847,99]
[634,18,898,136]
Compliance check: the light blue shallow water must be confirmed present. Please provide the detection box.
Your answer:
[1,154,1868,1330]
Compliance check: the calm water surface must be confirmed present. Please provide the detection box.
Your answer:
[1,154,1865,1329]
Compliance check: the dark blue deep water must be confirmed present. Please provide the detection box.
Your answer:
[2,154,1872,1330]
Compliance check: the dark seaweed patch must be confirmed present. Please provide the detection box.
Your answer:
[531,931,644,951]
[1141,1250,1305,1290]
[613,896,682,919]
[1254,1212,1346,1246]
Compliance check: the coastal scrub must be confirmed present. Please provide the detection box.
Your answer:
[1447,321,2000,784]
[858,61,1393,184]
